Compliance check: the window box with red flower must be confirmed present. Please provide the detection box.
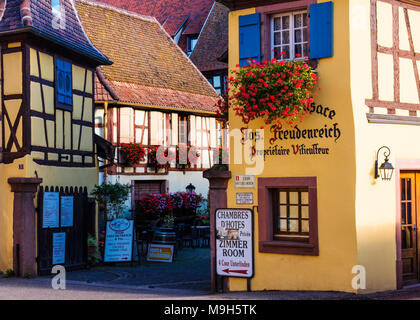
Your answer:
[225,55,319,127]
[147,146,176,171]
[120,143,146,166]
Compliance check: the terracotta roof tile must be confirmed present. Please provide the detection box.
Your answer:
[108,81,219,112]
[93,0,214,36]
[189,2,229,72]
[76,0,219,112]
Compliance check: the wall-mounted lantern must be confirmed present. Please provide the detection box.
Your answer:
[186,183,196,193]
[375,146,394,181]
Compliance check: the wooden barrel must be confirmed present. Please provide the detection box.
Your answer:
[153,228,176,245]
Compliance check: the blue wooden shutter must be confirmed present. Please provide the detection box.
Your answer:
[309,1,333,59]
[239,13,261,67]
[56,59,72,106]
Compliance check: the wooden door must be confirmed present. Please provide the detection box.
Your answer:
[401,173,420,285]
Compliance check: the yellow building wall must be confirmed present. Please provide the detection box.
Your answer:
[0,43,25,272]
[29,47,94,162]
[0,157,29,272]
[350,0,420,293]
[0,44,98,273]
[227,1,359,292]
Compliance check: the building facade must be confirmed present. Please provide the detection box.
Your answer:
[0,0,111,272]
[220,0,420,293]
[76,0,223,206]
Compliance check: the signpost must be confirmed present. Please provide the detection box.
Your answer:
[104,219,134,262]
[216,209,253,278]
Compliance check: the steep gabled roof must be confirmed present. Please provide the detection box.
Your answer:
[76,0,219,113]
[0,0,110,65]
[189,2,229,72]
[93,0,214,36]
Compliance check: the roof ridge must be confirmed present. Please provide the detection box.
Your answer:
[77,0,158,23]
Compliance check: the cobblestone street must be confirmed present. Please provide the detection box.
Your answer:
[2,247,420,300]
[59,248,212,292]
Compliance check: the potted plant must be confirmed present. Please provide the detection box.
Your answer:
[91,182,131,221]
[87,234,101,266]
[120,143,146,166]
[225,55,319,127]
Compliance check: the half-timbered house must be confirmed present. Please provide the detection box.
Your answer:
[76,0,222,205]
[0,0,112,273]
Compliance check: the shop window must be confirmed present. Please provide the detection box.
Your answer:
[56,58,72,110]
[271,11,308,60]
[258,177,319,255]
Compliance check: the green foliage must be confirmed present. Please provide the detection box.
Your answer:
[3,269,15,278]
[87,234,101,266]
[91,182,130,219]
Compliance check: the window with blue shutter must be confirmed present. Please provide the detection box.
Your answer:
[239,13,261,67]
[309,1,333,59]
[56,58,72,109]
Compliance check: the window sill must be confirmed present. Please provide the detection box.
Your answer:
[259,240,319,256]
[56,103,73,112]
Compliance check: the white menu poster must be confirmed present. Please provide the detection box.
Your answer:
[43,192,59,228]
[52,232,66,265]
[60,196,74,227]
[104,219,134,262]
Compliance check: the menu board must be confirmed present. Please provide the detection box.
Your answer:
[147,244,174,263]
[52,232,66,265]
[104,219,134,262]
[60,196,74,227]
[43,192,59,228]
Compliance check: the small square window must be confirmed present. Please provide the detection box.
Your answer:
[258,177,319,255]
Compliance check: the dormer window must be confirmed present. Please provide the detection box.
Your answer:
[52,0,61,18]
[187,34,199,56]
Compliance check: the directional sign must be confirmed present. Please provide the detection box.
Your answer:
[216,208,253,278]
